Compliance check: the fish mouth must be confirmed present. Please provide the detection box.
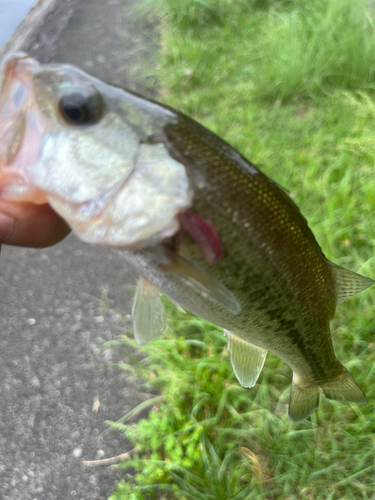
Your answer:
[0,52,47,201]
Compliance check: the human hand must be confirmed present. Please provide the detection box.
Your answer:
[0,200,71,248]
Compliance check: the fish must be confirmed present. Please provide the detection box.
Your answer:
[0,51,373,422]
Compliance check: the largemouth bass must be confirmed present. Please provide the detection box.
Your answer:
[0,52,373,422]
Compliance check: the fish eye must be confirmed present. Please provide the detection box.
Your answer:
[58,87,103,126]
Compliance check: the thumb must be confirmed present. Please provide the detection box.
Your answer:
[0,201,71,248]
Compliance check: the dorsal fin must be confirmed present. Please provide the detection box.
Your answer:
[329,262,374,306]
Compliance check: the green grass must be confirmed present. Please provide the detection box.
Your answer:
[107,303,375,500]
[156,0,375,103]
[109,0,375,498]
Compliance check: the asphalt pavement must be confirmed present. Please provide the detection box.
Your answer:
[0,1,158,498]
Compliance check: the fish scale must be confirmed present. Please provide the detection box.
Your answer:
[163,119,339,378]
[0,52,373,421]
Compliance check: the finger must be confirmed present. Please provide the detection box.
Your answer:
[0,201,71,248]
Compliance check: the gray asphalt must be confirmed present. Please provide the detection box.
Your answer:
[0,1,158,498]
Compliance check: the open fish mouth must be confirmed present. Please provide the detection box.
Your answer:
[0,53,48,202]
[0,53,193,247]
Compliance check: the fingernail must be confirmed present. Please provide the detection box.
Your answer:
[0,213,14,242]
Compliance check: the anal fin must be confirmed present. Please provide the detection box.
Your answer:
[226,331,267,388]
[132,276,168,345]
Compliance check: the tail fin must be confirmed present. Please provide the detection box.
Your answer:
[288,364,366,422]
[320,362,367,404]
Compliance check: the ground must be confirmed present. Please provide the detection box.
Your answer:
[0,0,157,498]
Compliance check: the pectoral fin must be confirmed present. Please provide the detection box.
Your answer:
[226,331,267,388]
[132,276,168,345]
[162,251,241,315]
[165,295,186,314]
[330,262,374,306]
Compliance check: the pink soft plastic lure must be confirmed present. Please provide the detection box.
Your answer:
[178,209,225,266]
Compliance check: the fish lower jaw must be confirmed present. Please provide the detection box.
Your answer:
[65,214,180,249]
